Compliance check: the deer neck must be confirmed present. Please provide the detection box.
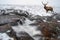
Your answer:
[44,5,46,9]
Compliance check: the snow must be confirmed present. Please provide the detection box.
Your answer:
[12,18,41,40]
[0,33,13,40]
[0,18,42,40]
[0,5,60,40]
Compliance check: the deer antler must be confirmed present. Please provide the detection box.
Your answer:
[42,2,48,5]
[42,2,44,5]
[45,2,48,5]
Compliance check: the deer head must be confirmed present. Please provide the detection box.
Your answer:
[42,2,48,6]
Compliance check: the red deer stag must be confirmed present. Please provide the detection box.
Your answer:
[42,2,53,13]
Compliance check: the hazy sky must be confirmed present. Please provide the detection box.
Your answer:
[0,0,60,15]
[0,0,60,7]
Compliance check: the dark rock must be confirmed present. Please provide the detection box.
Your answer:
[19,17,26,25]
[10,22,18,26]
[12,10,29,17]
[29,22,39,26]
[33,34,43,37]
[19,21,23,25]
[7,28,18,40]
[0,15,20,24]
[7,29,34,40]
[16,31,34,40]
[0,24,11,33]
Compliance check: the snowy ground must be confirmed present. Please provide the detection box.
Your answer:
[0,5,59,16]
[0,5,60,40]
[12,18,41,40]
[0,33,13,40]
[0,18,41,40]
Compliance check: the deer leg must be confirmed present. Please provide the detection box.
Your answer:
[51,9,54,13]
[46,10,48,13]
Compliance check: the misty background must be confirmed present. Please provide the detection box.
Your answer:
[0,0,60,16]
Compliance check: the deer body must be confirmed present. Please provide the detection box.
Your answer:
[44,5,53,12]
